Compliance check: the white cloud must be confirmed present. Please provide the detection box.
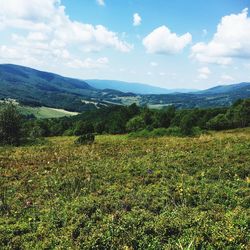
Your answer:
[221,74,234,82]
[198,67,211,79]
[150,62,158,67]
[96,0,105,6]
[133,13,142,26]
[143,26,192,54]
[0,0,132,69]
[191,8,250,65]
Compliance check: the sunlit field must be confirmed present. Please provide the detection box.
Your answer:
[1,129,249,249]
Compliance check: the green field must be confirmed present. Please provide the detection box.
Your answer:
[0,129,249,249]
[17,106,79,119]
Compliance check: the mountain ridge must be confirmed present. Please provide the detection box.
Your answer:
[85,79,197,94]
[0,64,250,111]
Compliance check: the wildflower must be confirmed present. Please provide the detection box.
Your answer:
[147,169,153,174]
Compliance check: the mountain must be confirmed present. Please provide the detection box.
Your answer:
[196,82,250,95]
[142,82,250,109]
[85,79,196,94]
[0,64,250,112]
[0,64,131,111]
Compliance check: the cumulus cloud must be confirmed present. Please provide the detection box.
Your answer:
[191,8,250,65]
[198,67,211,79]
[0,0,131,68]
[96,0,105,6]
[133,13,142,26]
[143,26,192,54]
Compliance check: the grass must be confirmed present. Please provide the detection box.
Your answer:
[0,128,250,249]
[18,106,79,119]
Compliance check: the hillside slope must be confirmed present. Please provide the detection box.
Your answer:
[0,64,130,111]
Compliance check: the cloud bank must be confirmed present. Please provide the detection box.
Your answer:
[0,0,132,68]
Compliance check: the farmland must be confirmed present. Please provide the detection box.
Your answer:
[0,129,249,249]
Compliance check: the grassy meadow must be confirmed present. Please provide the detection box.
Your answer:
[17,106,79,119]
[0,129,250,249]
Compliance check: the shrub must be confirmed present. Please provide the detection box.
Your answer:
[74,133,95,145]
[63,129,74,136]
[126,115,146,132]
[151,127,182,137]
[128,129,151,138]
[129,126,202,138]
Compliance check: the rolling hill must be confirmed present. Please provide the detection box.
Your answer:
[0,64,131,112]
[0,64,250,112]
[140,82,250,109]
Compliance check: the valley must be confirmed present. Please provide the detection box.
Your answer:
[1,64,250,116]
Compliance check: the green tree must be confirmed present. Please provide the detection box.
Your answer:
[206,114,230,130]
[126,115,146,132]
[74,121,94,136]
[0,103,23,145]
[180,113,195,135]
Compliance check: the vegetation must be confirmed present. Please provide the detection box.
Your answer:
[21,99,250,138]
[0,103,23,145]
[17,106,79,119]
[1,64,250,112]
[0,129,249,249]
[75,134,95,145]
[0,98,249,248]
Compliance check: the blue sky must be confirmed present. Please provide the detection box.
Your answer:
[0,0,250,89]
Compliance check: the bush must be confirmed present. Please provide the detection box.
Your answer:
[128,129,151,138]
[129,126,202,138]
[126,115,146,132]
[74,133,95,145]
[151,127,182,137]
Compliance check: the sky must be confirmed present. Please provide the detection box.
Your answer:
[0,0,250,89]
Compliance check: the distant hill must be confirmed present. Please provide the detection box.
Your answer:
[0,64,250,112]
[196,82,250,95]
[86,79,196,94]
[0,64,130,111]
[143,82,250,109]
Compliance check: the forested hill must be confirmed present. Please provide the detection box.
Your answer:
[0,64,132,111]
[1,64,250,111]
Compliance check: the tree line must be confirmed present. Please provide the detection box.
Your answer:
[0,99,249,145]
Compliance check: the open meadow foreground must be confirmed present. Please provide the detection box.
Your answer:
[0,129,249,249]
